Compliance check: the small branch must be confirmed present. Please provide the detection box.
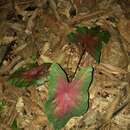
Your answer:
[112,99,129,117]
[68,9,114,26]
[48,0,60,21]
[0,56,21,75]
[97,97,130,130]
[25,8,40,35]
[68,10,105,25]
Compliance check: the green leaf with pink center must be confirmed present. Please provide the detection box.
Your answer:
[67,26,110,63]
[45,64,93,130]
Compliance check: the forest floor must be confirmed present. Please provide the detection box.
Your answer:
[0,0,130,130]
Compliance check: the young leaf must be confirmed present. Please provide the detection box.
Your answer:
[8,63,51,88]
[45,64,93,130]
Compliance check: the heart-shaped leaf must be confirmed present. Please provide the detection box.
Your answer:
[45,64,93,130]
[8,63,51,88]
[67,26,110,63]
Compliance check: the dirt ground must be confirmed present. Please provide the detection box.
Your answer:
[0,0,130,130]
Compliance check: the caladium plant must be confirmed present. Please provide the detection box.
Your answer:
[45,64,93,130]
[67,26,110,63]
[8,63,51,88]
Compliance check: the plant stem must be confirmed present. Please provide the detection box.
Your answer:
[71,49,86,80]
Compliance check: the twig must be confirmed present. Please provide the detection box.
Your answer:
[68,10,105,25]
[112,99,129,117]
[97,91,130,130]
[0,56,21,75]
[105,93,121,121]
[48,0,60,21]
[97,99,129,130]
[25,8,40,35]
[12,43,27,54]
[96,72,130,130]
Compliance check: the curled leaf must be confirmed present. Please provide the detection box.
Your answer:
[8,63,51,88]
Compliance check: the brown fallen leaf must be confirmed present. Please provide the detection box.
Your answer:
[118,17,130,43]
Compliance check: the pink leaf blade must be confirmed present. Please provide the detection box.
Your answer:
[45,64,93,130]
[53,77,82,117]
[21,66,44,80]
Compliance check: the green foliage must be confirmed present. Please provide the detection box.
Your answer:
[31,54,38,63]
[45,64,93,130]
[67,25,110,63]
[76,26,88,34]
[67,32,78,43]
[8,63,51,88]
[11,119,18,130]
[9,78,30,88]
[97,30,110,45]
